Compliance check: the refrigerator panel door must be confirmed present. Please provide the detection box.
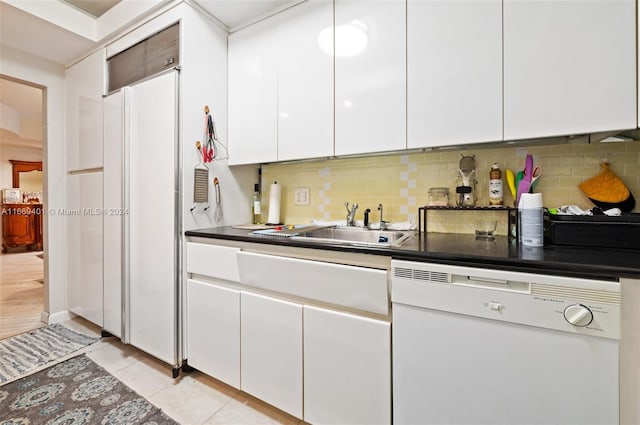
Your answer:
[128,71,178,365]
[103,90,123,338]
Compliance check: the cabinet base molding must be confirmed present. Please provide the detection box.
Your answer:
[46,310,75,325]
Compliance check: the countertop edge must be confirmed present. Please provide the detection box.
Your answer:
[185,228,640,280]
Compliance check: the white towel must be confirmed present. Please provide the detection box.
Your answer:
[556,205,592,215]
[556,205,621,217]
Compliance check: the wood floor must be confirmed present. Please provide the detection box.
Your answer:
[0,250,45,340]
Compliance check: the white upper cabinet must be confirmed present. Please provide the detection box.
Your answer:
[229,0,333,164]
[277,0,334,161]
[504,0,636,140]
[334,0,406,156]
[407,0,502,148]
[65,49,105,171]
[228,19,278,165]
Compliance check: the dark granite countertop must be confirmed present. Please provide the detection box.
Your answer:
[185,226,640,280]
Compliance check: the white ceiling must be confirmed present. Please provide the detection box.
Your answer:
[0,78,43,149]
[0,2,97,66]
[62,0,122,18]
[0,0,296,67]
[197,0,295,30]
[0,79,43,120]
[0,0,294,150]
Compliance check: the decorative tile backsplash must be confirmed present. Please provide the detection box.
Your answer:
[262,141,640,235]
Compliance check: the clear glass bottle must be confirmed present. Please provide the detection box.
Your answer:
[252,184,262,224]
[489,163,503,206]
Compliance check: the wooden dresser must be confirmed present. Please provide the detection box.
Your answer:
[1,203,43,252]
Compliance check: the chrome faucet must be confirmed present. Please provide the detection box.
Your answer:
[345,202,358,226]
[378,203,389,230]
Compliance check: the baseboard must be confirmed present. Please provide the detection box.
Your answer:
[45,310,76,324]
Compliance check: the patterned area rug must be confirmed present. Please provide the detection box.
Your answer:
[0,355,178,424]
[0,324,98,384]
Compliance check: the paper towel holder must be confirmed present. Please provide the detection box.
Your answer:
[266,180,283,225]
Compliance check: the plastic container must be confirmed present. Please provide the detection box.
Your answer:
[518,193,543,246]
[428,188,449,207]
[544,213,640,249]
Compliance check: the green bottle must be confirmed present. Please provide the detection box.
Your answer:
[252,184,262,224]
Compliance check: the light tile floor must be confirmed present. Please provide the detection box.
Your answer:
[56,317,303,425]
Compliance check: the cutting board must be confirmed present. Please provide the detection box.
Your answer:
[232,224,278,230]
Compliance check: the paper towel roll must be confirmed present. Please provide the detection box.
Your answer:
[267,181,281,225]
[519,192,543,209]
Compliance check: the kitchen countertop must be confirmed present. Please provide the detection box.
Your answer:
[185,226,640,280]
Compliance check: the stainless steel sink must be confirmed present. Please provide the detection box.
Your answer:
[291,226,414,247]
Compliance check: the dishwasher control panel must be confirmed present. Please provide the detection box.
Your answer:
[391,260,621,340]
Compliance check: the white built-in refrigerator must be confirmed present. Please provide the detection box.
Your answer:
[103,70,181,373]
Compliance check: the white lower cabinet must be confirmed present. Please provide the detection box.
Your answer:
[66,172,103,326]
[240,292,303,418]
[186,242,391,423]
[304,305,391,425]
[186,279,240,388]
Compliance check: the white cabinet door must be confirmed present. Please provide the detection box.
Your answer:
[128,72,177,365]
[103,90,123,338]
[504,0,636,140]
[186,279,240,388]
[277,0,334,161]
[65,49,105,171]
[241,292,303,418]
[407,0,502,148]
[335,0,406,156]
[67,172,103,326]
[228,19,278,165]
[304,305,391,425]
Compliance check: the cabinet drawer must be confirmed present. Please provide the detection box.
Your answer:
[237,251,389,315]
[186,243,240,282]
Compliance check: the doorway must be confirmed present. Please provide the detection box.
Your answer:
[0,75,46,339]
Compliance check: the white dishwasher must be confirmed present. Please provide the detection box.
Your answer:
[391,260,623,425]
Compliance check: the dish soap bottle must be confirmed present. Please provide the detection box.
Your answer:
[489,163,503,206]
[252,184,262,224]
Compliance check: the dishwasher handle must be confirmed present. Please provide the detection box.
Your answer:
[454,274,530,293]
[468,276,509,285]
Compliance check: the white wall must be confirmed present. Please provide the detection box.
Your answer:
[179,4,257,233]
[0,46,67,319]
